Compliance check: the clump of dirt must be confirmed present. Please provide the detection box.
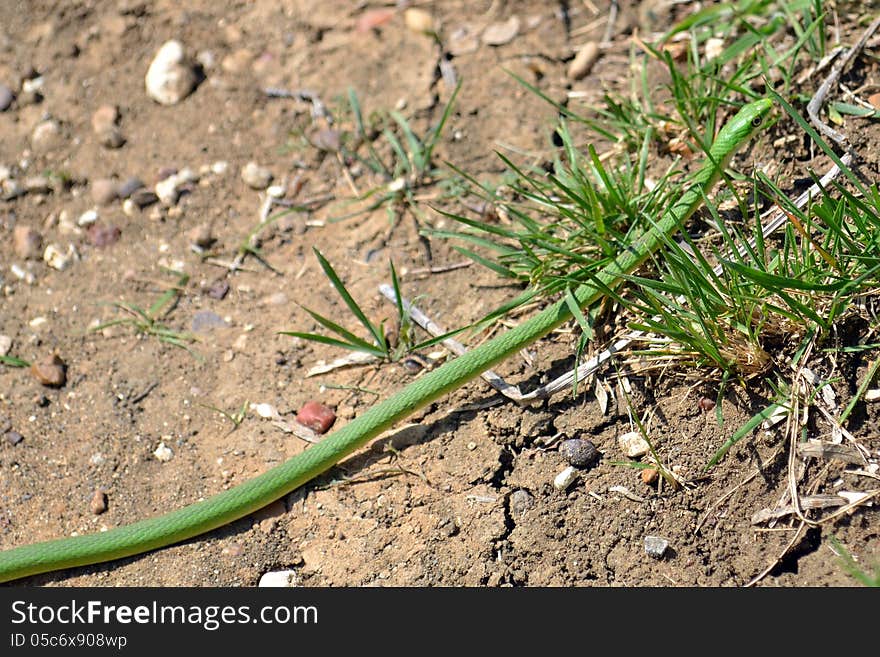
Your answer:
[0,1,877,587]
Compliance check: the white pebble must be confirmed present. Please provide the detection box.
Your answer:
[705,37,725,61]
[553,465,579,491]
[241,161,273,190]
[252,402,278,419]
[865,389,880,402]
[618,431,650,458]
[10,263,35,284]
[258,569,299,587]
[153,442,174,462]
[43,243,76,271]
[0,335,11,356]
[155,177,180,205]
[145,40,198,105]
[77,209,99,226]
[22,77,44,94]
[210,160,229,175]
[266,184,286,198]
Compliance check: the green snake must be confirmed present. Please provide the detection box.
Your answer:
[0,98,772,583]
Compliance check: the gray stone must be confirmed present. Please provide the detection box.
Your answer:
[644,535,669,559]
[0,84,13,111]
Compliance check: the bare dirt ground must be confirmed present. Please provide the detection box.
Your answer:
[1,1,878,587]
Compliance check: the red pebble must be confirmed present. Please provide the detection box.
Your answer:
[356,8,395,33]
[296,401,336,434]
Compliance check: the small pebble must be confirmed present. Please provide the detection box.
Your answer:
[553,465,579,491]
[191,310,228,333]
[0,335,12,356]
[91,178,118,205]
[311,128,340,152]
[240,161,273,190]
[5,431,24,446]
[296,401,336,434]
[29,353,67,387]
[145,40,198,105]
[13,225,42,259]
[90,489,108,515]
[117,177,144,199]
[259,291,288,306]
[188,223,214,248]
[559,438,600,468]
[77,209,99,226]
[508,489,535,518]
[221,48,253,74]
[31,119,62,151]
[86,223,121,247]
[253,403,278,419]
[129,188,159,208]
[153,442,173,462]
[567,41,600,80]
[618,431,650,458]
[266,184,286,199]
[97,128,125,149]
[2,179,24,200]
[10,264,35,284]
[705,37,725,61]
[206,278,230,300]
[482,16,521,45]
[258,570,299,587]
[91,104,119,133]
[357,8,395,33]
[155,176,181,205]
[644,535,669,559]
[698,397,716,412]
[404,8,435,34]
[641,468,660,485]
[0,84,13,111]
[23,176,52,194]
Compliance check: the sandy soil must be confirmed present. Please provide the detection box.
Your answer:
[1,0,878,587]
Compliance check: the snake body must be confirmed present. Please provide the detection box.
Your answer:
[0,99,772,583]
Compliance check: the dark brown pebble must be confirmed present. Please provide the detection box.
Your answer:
[87,223,122,247]
[129,188,158,208]
[560,438,600,468]
[206,279,230,300]
[698,397,716,412]
[29,354,67,387]
[5,431,23,446]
